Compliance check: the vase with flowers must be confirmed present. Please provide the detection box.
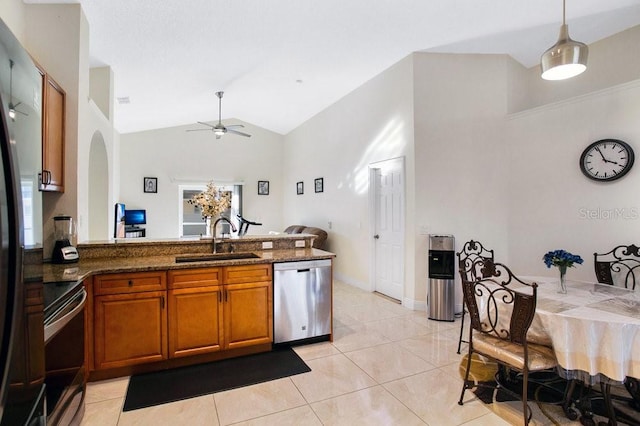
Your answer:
[188,182,231,238]
[542,249,583,294]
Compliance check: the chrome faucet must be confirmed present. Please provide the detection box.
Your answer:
[212,216,237,253]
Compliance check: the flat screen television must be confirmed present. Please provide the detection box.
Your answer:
[124,209,146,226]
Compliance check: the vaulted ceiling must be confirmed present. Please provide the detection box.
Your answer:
[27,0,640,135]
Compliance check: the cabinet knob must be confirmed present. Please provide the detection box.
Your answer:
[128,280,133,286]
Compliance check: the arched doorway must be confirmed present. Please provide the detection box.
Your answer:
[88,131,109,240]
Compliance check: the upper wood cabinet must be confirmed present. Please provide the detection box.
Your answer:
[38,69,65,192]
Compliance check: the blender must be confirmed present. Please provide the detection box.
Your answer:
[51,215,79,263]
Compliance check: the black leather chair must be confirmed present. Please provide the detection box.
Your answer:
[456,240,494,354]
[593,244,640,290]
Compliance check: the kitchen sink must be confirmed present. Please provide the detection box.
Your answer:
[175,252,260,263]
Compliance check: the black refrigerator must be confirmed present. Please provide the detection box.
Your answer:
[0,17,46,425]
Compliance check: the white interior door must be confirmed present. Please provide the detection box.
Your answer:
[371,157,405,301]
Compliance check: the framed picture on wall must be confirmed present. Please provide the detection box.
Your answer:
[314,177,323,193]
[258,180,269,195]
[296,181,304,195]
[144,177,157,193]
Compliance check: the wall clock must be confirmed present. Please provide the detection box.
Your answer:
[579,139,634,182]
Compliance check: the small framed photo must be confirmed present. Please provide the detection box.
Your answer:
[296,181,304,195]
[314,177,324,193]
[144,177,157,193]
[258,180,269,195]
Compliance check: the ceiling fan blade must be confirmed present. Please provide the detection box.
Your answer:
[197,121,215,128]
[226,128,251,138]
[186,128,213,132]
[225,124,245,129]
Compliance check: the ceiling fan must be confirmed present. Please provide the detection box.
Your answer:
[187,91,251,139]
[8,59,28,121]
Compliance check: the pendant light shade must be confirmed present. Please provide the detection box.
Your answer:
[540,0,588,81]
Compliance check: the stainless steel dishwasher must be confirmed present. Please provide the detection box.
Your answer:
[273,259,332,344]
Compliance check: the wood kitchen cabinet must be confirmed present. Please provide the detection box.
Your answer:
[168,268,224,358]
[38,68,65,192]
[223,265,273,350]
[89,264,272,376]
[8,281,45,393]
[168,264,272,355]
[93,272,167,370]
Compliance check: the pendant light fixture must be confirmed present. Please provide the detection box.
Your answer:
[540,0,588,80]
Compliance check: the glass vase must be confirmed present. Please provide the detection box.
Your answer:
[558,265,567,294]
[204,216,212,238]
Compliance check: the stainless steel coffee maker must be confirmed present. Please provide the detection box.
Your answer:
[51,215,79,263]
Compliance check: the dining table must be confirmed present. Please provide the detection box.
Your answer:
[522,276,640,424]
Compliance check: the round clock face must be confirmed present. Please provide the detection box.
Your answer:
[579,139,635,182]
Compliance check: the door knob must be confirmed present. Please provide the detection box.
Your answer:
[374,234,379,239]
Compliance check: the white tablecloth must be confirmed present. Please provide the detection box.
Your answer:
[523,276,640,383]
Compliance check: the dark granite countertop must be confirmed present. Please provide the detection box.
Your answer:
[44,248,335,284]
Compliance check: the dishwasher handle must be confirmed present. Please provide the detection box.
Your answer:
[274,259,332,272]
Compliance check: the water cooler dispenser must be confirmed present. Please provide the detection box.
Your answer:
[428,235,455,321]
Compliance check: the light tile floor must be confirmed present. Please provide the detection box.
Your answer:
[81,281,586,425]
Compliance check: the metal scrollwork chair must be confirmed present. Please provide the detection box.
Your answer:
[457,259,558,426]
[594,244,640,423]
[593,244,640,290]
[456,240,494,354]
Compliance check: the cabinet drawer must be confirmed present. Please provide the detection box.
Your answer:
[168,268,222,289]
[224,264,272,284]
[94,271,166,295]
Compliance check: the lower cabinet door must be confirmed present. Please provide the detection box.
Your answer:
[168,286,224,358]
[224,281,272,350]
[94,291,167,370]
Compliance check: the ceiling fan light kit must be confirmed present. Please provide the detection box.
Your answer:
[540,0,588,81]
[187,91,251,139]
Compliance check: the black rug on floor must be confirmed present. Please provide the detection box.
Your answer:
[123,347,311,411]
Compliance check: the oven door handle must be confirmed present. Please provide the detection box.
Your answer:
[44,288,87,343]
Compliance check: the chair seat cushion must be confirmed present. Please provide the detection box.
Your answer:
[472,332,557,371]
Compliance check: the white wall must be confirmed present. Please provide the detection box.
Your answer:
[119,121,284,238]
[413,53,511,311]
[24,4,84,255]
[0,0,25,41]
[505,26,640,282]
[521,26,640,114]
[281,25,640,310]
[3,2,117,247]
[506,81,640,281]
[283,56,415,296]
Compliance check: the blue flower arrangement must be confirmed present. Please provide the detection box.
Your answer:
[543,249,584,269]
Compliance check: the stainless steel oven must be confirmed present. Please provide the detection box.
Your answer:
[43,281,87,425]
